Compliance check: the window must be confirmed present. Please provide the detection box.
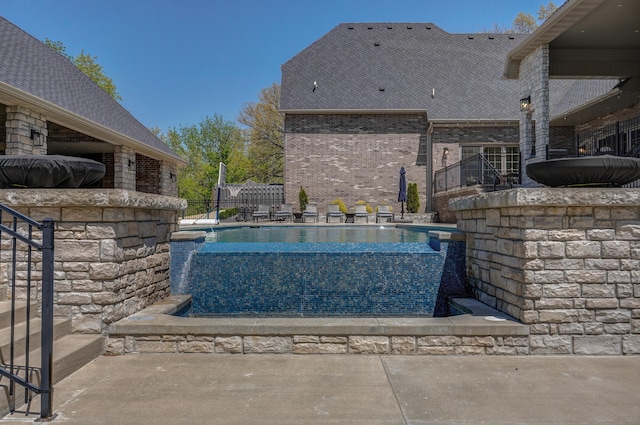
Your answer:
[462,145,519,176]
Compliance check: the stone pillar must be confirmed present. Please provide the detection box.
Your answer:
[450,188,640,355]
[519,44,550,187]
[114,146,136,191]
[160,161,179,197]
[5,105,47,155]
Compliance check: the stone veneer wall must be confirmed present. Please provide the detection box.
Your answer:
[284,113,427,213]
[433,186,483,223]
[450,188,640,355]
[0,189,186,334]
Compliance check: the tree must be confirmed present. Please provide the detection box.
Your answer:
[407,183,420,214]
[482,2,557,34]
[513,2,557,33]
[298,187,308,213]
[164,115,249,200]
[44,38,122,101]
[238,82,284,183]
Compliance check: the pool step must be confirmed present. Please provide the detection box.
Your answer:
[0,300,104,417]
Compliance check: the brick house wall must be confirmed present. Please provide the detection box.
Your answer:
[136,153,161,195]
[284,113,427,213]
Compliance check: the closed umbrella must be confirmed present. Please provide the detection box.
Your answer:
[398,167,407,219]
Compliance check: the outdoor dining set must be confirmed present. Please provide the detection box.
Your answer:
[250,203,395,224]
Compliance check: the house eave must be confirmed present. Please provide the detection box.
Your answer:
[503,0,606,79]
[0,82,187,166]
[429,119,519,127]
[280,108,428,116]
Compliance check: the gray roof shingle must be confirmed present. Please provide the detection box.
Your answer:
[281,23,616,120]
[0,17,181,162]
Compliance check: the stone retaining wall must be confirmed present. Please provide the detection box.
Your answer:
[106,296,530,356]
[0,189,186,334]
[450,188,640,355]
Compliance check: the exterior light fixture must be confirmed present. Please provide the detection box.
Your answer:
[128,159,135,168]
[30,129,44,146]
[520,96,531,111]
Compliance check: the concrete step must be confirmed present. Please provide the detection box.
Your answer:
[0,317,72,361]
[0,300,104,418]
[0,301,31,329]
[0,333,104,417]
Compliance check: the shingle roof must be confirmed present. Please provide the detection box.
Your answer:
[280,23,616,120]
[0,17,181,162]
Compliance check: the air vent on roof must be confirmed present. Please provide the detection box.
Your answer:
[379,86,385,91]
[488,35,494,39]
[348,25,354,30]
[374,42,380,46]
[468,35,474,39]
[407,25,413,29]
[426,26,432,30]
[367,26,373,30]
[387,25,393,29]
[508,35,515,39]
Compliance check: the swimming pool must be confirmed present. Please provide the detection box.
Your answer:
[170,225,467,317]
[206,225,431,243]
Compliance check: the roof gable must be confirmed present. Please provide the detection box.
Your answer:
[280,22,616,121]
[0,17,181,162]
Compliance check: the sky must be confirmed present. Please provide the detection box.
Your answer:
[0,0,548,132]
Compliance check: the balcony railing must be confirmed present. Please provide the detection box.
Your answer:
[434,153,519,194]
[547,115,640,159]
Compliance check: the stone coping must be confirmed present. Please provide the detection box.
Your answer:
[0,188,186,210]
[449,187,640,211]
[173,223,461,240]
[109,295,529,338]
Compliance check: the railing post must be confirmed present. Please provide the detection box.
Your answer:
[39,218,55,420]
[616,121,621,156]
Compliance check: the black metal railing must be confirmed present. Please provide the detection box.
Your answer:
[0,204,54,420]
[547,114,640,159]
[434,154,519,194]
[180,200,213,219]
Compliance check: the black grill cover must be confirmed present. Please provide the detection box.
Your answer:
[0,155,106,188]
[526,155,640,187]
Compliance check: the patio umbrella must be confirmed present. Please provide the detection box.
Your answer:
[398,167,407,219]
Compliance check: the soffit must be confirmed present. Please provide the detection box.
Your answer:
[504,0,640,79]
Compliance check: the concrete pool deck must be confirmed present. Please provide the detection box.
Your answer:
[2,354,639,424]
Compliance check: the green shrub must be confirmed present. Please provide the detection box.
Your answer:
[299,186,308,212]
[356,200,373,214]
[407,183,420,213]
[331,198,348,214]
[219,208,238,220]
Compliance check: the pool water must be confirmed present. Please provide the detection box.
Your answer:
[171,225,466,317]
[206,225,431,243]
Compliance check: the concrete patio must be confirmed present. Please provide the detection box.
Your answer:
[1,354,638,424]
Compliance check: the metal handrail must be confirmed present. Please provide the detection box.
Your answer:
[434,153,516,193]
[0,204,54,420]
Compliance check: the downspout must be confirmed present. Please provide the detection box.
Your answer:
[425,121,434,212]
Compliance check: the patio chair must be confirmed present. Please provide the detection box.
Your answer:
[376,205,393,223]
[251,204,270,222]
[353,204,369,223]
[273,203,293,222]
[326,203,345,223]
[302,203,318,223]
